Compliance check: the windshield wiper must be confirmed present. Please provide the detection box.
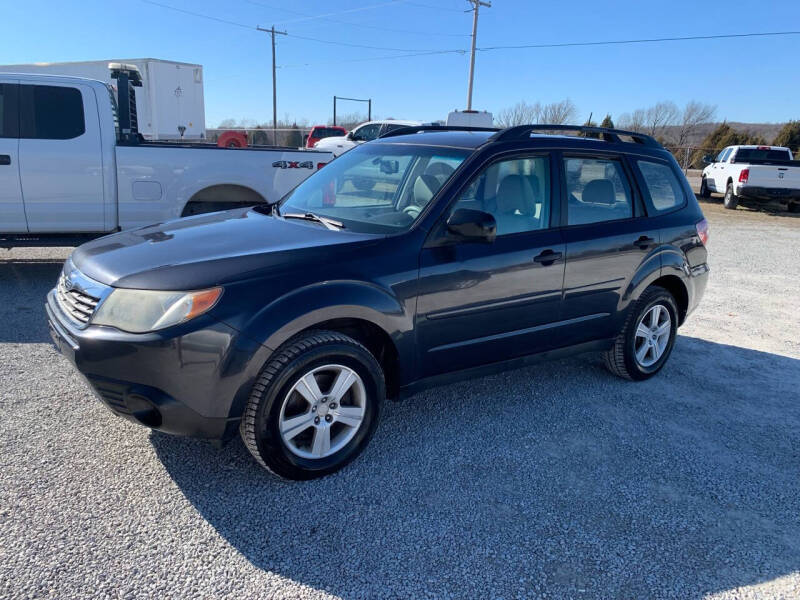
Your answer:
[282,212,345,231]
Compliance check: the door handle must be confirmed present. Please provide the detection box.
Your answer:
[0,155,10,166]
[633,236,655,249]
[533,249,563,265]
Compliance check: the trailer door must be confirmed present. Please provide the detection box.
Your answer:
[0,82,28,232]
[18,83,106,232]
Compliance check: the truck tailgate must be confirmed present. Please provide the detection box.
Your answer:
[746,164,800,189]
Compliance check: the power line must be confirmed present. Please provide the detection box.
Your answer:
[139,2,800,65]
[141,0,453,53]
[241,0,469,37]
[401,0,465,12]
[141,0,252,29]
[477,30,800,52]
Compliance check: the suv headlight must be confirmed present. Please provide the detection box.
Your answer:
[92,287,222,333]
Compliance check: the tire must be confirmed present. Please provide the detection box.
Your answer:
[723,182,739,209]
[699,177,711,198]
[603,286,679,381]
[788,202,800,214]
[240,330,384,480]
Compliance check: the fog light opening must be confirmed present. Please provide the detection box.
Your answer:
[125,394,163,428]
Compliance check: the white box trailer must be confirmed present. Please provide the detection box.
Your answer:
[0,58,205,140]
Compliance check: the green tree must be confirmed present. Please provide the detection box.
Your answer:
[690,123,768,168]
[773,120,800,158]
[600,114,614,129]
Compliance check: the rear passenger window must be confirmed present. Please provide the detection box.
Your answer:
[636,160,686,212]
[564,157,632,225]
[451,155,551,236]
[19,85,85,140]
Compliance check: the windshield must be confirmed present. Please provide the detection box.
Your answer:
[279,144,469,234]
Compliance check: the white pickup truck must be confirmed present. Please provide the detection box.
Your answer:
[700,145,800,211]
[0,65,332,237]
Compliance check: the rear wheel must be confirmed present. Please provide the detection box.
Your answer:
[723,182,739,209]
[604,286,679,381]
[240,330,384,480]
[699,177,711,198]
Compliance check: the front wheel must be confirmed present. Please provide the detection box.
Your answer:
[604,286,679,381]
[240,331,385,480]
[723,182,739,209]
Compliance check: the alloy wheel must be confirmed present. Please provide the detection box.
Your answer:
[278,364,367,459]
[634,304,671,367]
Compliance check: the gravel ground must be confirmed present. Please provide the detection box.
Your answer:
[1,197,799,599]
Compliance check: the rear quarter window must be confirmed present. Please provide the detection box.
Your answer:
[636,160,686,213]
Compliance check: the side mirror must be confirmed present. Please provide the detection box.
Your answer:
[347,131,357,141]
[446,208,496,243]
[702,154,713,165]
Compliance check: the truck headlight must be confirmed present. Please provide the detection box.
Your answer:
[92,287,222,333]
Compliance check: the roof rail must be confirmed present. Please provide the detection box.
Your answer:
[379,125,499,139]
[489,124,661,148]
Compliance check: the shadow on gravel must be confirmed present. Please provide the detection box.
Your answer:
[696,194,800,218]
[153,336,800,599]
[0,260,62,343]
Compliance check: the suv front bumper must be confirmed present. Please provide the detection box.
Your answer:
[45,289,268,441]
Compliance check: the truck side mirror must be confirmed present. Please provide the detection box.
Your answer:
[702,154,713,165]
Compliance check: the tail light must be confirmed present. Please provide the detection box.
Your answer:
[738,168,749,183]
[696,218,709,245]
[317,162,327,170]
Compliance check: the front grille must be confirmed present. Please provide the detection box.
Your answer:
[56,274,100,325]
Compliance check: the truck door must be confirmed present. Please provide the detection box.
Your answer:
[0,82,27,233]
[18,83,105,232]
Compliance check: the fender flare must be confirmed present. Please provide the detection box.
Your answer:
[239,280,413,367]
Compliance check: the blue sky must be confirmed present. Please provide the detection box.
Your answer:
[4,0,800,127]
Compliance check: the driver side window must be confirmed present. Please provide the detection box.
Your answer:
[450,156,551,236]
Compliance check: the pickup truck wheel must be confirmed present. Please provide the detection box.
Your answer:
[699,177,710,198]
[603,286,679,381]
[723,182,739,209]
[240,330,384,480]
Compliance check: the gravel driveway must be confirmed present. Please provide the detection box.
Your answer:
[1,198,799,600]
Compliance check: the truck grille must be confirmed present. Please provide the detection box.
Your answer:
[56,274,100,325]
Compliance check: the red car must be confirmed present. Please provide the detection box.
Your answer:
[306,125,347,148]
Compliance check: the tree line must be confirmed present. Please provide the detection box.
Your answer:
[496,99,800,168]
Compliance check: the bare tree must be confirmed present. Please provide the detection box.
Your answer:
[643,101,680,138]
[495,101,543,127]
[618,108,647,132]
[674,101,717,147]
[541,99,578,124]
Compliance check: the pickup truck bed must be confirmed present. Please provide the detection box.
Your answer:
[0,71,332,236]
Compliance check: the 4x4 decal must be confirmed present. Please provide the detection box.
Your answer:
[272,160,314,169]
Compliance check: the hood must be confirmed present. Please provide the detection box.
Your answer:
[314,135,350,147]
[71,207,377,290]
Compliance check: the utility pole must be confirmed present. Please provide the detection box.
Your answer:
[465,0,490,111]
[257,25,287,144]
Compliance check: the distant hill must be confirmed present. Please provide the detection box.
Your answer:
[662,121,786,148]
